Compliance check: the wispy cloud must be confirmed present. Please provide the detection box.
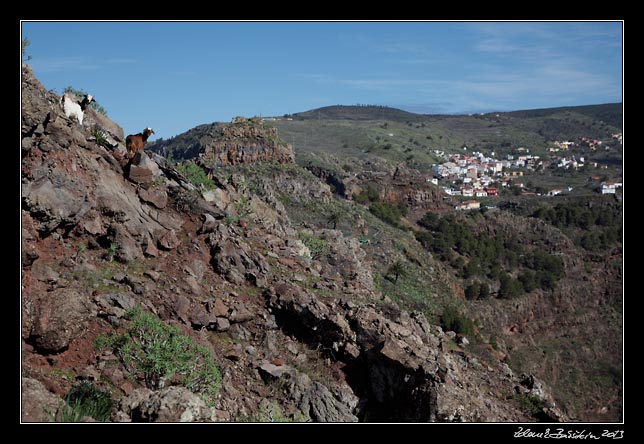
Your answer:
[30,56,100,73]
[30,55,138,73]
[377,41,431,57]
[335,78,440,91]
[105,57,136,64]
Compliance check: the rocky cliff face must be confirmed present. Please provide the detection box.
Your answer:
[147,117,295,166]
[21,64,567,423]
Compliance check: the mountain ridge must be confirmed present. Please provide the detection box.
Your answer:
[276,102,622,123]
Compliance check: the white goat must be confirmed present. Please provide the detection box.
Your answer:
[60,93,95,126]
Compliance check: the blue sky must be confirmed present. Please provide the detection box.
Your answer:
[21,21,623,140]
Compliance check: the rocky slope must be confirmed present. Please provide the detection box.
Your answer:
[21,64,570,423]
[463,212,623,421]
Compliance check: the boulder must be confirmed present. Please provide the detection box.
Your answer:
[94,292,137,319]
[128,152,161,185]
[280,370,359,422]
[110,224,143,263]
[115,387,214,422]
[199,213,219,234]
[228,302,255,323]
[29,287,93,353]
[257,361,292,382]
[209,299,229,318]
[215,317,230,332]
[143,236,159,257]
[21,377,62,422]
[138,187,168,209]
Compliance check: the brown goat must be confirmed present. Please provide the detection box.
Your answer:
[125,127,155,159]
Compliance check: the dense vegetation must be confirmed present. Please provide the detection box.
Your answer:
[176,161,216,190]
[416,211,565,299]
[531,200,622,251]
[352,184,408,227]
[51,382,114,422]
[441,305,475,336]
[95,306,221,405]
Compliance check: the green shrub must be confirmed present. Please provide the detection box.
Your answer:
[94,306,221,404]
[498,272,524,299]
[50,382,113,422]
[465,282,480,300]
[387,260,407,284]
[234,195,252,217]
[22,37,32,62]
[478,282,490,299]
[369,201,407,227]
[91,125,112,149]
[512,393,548,420]
[441,306,475,336]
[176,162,215,190]
[299,232,329,260]
[352,184,380,204]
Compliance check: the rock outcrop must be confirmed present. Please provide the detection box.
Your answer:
[203,117,294,165]
[147,117,295,166]
[115,387,215,422]
[265,282,564,422]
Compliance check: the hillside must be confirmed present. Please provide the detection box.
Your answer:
[262,103,623,173]
[149,104,622,176]
[21,64,622,423]
[147,103,622,423]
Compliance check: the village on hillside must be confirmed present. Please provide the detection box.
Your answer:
[430,134,623,210]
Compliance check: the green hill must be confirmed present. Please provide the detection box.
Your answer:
[264,103,622,172]
[150,103,622,172]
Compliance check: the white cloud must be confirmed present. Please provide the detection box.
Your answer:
[30,56,100,73]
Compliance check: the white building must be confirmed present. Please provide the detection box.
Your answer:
[600,182,616,194]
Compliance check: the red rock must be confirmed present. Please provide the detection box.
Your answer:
[158,229,181,250]
[278,257,297,269]
[138,187,168,209]
[209,299,229,318]
[144,237,159,257]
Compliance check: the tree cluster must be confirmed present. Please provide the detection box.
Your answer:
[417,212,566,299]
[532,201,622,251]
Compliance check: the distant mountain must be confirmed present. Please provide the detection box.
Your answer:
[289,103,622,127]
[290,105,426,122]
